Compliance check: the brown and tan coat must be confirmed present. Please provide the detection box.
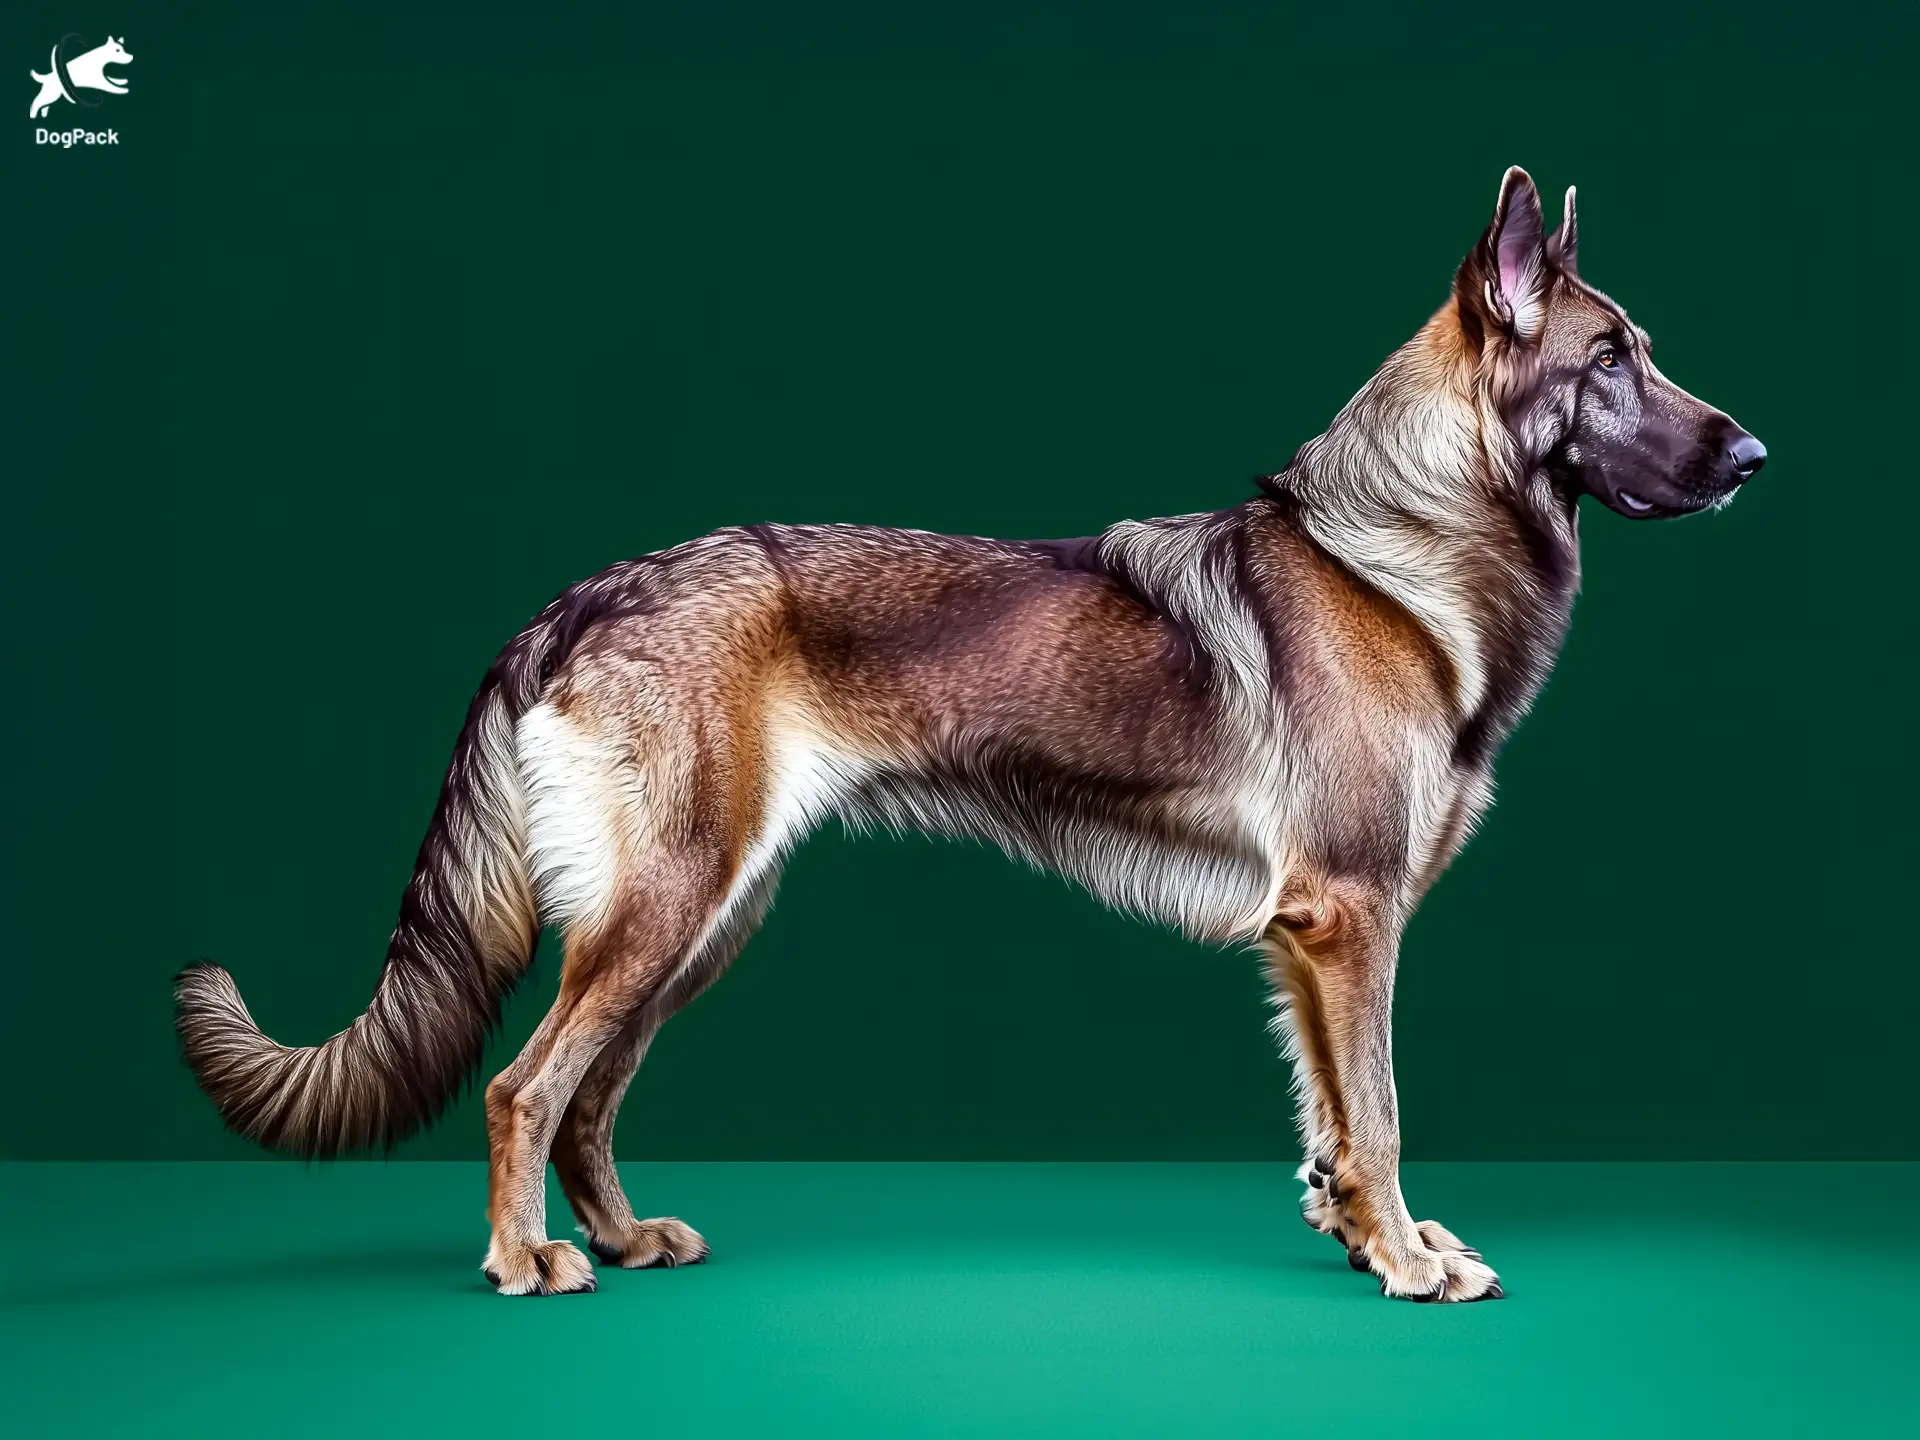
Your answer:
[177,168,1765,1302]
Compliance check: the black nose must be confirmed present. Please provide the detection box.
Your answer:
[1727,432,1767,480]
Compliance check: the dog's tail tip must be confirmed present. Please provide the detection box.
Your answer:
[173,959,369,1158]
[173,960,246,1030]
[172,960,279,1121]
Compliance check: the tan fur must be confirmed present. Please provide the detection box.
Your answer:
[1266,875,1498,1299]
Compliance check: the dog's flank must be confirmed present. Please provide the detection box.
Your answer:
[175,167,1762,1301]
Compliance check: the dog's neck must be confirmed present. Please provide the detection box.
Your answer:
[1261,309,1582,753]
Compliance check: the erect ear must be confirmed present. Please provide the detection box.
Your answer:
[1455,166,1550,348]
[1547,185,1578,274]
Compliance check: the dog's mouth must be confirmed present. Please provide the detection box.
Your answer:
[1608,485,1736,521]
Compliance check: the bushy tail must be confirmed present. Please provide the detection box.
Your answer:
[173,578,628,1157]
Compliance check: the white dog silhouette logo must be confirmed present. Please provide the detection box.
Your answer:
[29,34,132,119]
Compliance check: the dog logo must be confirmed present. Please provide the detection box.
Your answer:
[28,34,132,119]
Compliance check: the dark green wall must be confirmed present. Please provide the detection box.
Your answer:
[4,1,1914,1160]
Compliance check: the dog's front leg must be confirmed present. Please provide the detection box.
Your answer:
[1264,878,1502,1302]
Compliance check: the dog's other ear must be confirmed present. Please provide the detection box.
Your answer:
[1455,167,1550,349]
[1547,185,1578,274]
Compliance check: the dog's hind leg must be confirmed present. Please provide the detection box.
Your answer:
[550,864,780,1269]
[480,856,731,1296]
[1266,877,1502,1302]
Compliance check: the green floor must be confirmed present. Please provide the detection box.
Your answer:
[3,1162,1914,1436]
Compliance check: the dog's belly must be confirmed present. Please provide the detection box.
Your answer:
[824,758,1278,944]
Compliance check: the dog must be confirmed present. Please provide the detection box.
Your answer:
[177,167,1764,1301]
[28,36,131,119]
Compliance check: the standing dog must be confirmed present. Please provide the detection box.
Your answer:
[177,168,1764,1301]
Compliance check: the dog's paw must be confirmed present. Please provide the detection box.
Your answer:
[584,1216,709,1270]
[1297,1154,1358,1247]
[482,1239,598,1296]
[1366,1222,1502,1303]
[1414,1218,1482,1260]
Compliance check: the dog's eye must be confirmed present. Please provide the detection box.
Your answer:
[1596,348,1619,370]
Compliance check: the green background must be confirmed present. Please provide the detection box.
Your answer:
[8,1160,1917,1436]
[4,0,1915,1163]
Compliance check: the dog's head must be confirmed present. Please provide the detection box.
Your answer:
[100,36,133,66]
[1454,168,1764,519]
